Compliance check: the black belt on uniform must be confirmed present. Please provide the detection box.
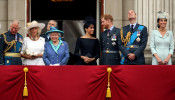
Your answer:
[103,50,119,53]
[126,45,139,48]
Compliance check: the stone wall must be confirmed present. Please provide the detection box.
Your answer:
[0,0,25,37]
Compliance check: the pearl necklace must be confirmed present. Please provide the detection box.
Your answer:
[30,36,38,41]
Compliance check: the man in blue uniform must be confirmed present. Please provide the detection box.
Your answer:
[100,14,121,65]
[0,20,23,65]
[118,10,148,65]
[40,20,57,42]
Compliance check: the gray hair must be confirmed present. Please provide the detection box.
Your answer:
[10,20,20,26]
[49,32,61,37]
[49,20,57,27]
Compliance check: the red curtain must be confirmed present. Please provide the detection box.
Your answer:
[0,65,175,100]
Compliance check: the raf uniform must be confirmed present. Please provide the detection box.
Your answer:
[0,31,23,65]
[40,33,49,42]
[100,26,121,65]
[118,23,148,65]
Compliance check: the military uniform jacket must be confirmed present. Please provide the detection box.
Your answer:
[40,33,49,42]
[0,31,23,65]
[118,24,148,65]
[100,26,121,65]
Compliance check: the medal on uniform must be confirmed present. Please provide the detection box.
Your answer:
[19,37,23,43]
[136,37,140,42]
[107,33,109,37]
[7,60,9,64]
[19,48,21,52]
[137,31,140,36]
[112,42,116,46]
[136,30,141,42]
[111,34,117,41]
[61,43,64,46]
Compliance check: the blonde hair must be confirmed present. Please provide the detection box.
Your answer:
[28,27,41,37]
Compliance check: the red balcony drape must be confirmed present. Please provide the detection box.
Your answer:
[0,65,175,100]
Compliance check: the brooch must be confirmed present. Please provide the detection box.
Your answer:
[166,33,169,36]
[19,37,23,43]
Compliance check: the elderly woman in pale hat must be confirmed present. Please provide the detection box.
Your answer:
[150,11,174,65]
[43,27,69,65]
[21,20,45,65]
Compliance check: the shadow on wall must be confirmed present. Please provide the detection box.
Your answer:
[63,20,85,65]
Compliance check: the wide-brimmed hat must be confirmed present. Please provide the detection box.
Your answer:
[157,11,169,19]
[46,27,64,36]
[25,21,45,34]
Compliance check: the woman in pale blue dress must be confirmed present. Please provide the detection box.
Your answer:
[150,11,174,65]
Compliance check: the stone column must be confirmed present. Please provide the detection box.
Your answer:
[8,0,25,36]
[0,0,8,34]
[105,0,123,28]
[135,0,175,41]
[134,0,175,64]
[173,0,175,34]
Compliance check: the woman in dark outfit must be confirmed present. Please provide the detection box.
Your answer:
[74,17,100,65]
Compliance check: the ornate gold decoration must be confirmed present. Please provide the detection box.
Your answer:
[120,28,131,47]
[7,60,9,64]
[2,32,16,52]
[106,67,112,98]
[23,67,29,96]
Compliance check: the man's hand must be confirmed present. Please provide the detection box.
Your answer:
[128,53,135,61]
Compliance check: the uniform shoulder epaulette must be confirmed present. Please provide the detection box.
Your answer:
[17,33,22,35]
[140,24,145,27]
[1,31,8,35]
[17,33,23,38]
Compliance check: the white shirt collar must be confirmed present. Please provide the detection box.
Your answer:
[109,26,114,31]
[130,23,137,29]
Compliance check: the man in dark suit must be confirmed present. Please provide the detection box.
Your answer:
[40,20,57,42]
[118,10,148,65]
[100,14,121,65]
